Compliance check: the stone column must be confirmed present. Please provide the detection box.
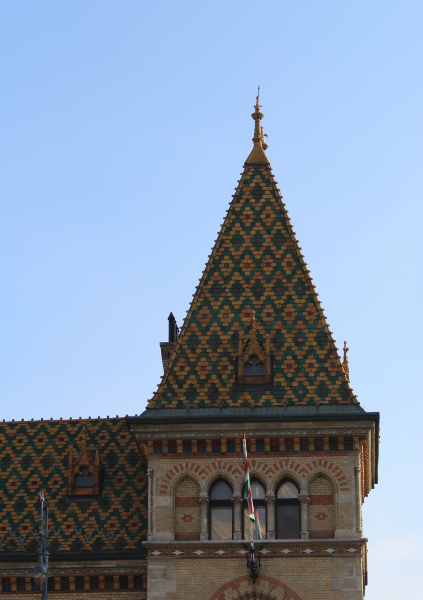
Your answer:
[199,493,209,541]
[265,493,276,540]
[147,468,154,539]
[354,466,363,536]
[232,493,243,540]
[299,494,310,539]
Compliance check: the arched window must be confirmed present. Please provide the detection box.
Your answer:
[243,478,266,540]
[276,480,300,539]
[244,356,265,376]
[209,480,233,540]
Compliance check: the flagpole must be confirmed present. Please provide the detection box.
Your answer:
[242,433,255,561]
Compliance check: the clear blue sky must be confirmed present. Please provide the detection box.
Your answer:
[1,1,422,596]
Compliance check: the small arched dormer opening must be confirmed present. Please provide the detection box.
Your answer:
[67,427,103,497]
[237,312,272,388]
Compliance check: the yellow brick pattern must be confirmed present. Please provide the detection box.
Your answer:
[309,476,334,538]
[175,478,200,540]
[309,476,333,495]
[164,556,347,600]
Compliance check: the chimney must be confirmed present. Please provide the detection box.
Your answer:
[160,313,179,371]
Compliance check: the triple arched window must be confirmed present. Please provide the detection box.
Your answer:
[209,480,233,540]
[243,478,266,539]
[208,477,302,541]
[276,480,300,539]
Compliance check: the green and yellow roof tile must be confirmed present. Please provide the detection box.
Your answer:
[0,419,147,553]
[149,97,356,410]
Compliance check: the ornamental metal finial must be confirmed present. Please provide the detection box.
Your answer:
[245,89,270,165]
[342,341,350,382]
[252,93,264,144]
[81,426,88,446]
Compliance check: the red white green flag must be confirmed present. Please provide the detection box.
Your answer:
[242,433,256,535]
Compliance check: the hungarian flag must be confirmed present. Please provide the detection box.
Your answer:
[242,434,256,528]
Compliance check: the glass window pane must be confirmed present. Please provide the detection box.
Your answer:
[277,481,299,499]
[276,504,300,539]
[244,506,266,540]
[210,480,232,500]
[75,467,94,487]
[251,480,265,500]
[211,506,232,540]
[243,479,266,500]
[244,356,265,376]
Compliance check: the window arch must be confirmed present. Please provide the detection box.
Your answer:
[209,479,233,540]
[243,478,266,540]
[276,480,300,539]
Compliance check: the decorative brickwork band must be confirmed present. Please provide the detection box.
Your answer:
[208,574,302,600]
[160,458,349,496]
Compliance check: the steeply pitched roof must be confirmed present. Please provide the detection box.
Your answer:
[0,419,147,555]
[149,98,357,410]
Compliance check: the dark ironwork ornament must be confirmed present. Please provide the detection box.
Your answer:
[243,543,265,584]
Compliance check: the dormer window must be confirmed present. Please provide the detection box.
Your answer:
[67,427,103,497]
[237,312,272,387]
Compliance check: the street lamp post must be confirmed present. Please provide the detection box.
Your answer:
[32,492,49,599]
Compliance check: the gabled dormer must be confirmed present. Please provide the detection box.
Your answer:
[237,312,271,387]
[67,427,103,497]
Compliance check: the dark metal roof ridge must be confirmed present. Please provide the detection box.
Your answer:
[127,406,379,426]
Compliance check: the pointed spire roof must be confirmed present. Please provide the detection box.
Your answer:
[148,97,357,409]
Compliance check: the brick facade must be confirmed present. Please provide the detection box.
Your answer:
[309,476,334,538]
[175,478,200,541]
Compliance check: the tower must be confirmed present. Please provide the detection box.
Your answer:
[0,96,379,600]
[127,96,379,600]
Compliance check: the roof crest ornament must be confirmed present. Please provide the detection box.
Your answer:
[342,341,350,382]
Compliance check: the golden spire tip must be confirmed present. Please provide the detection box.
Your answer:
[244,90,270,165]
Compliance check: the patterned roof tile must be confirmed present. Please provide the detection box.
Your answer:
[0,419,147,554]
[149,160,356,409]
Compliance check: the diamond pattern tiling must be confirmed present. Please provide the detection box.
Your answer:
[149,165,356,409]
[0,419,147,554]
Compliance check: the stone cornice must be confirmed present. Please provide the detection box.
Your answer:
[143,538,366,559]
[133,427,373,440]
